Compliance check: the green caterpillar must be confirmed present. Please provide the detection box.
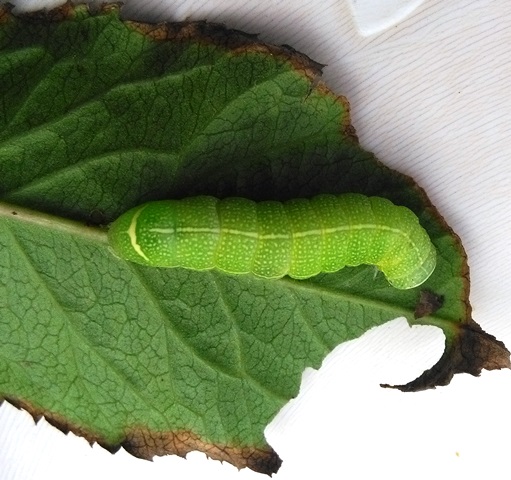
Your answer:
[108,193,436,289]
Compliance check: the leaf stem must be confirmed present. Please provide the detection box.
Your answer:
[0,201,109,245]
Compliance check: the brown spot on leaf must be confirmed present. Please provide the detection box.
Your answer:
[382,318,511,391]
[123,427,282,475]
[414,289,444,319]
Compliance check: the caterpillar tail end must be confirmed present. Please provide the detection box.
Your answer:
[387,245,437,290]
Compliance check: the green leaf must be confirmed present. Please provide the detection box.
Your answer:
[0,3,508,475]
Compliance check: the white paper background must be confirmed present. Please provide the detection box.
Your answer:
[1,1,510,479]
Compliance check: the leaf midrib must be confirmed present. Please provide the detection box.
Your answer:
[0,200,454,329]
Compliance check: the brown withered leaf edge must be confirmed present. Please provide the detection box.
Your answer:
[1,396,281,475]
[383,318,511,391]
[385,222,510,390]
[0,1,356,142]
